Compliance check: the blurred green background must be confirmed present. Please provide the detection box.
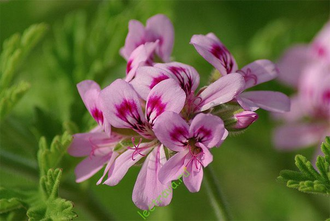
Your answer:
[0,0,329,220]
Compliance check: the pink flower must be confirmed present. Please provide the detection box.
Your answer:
[190,33,290,113]
[68,80,115,183]
[98,78,186,209]
[154,112,227,192]
[273,21,330,159]
[274,62,330,153]
[277,21,330,87]
[130,61,246,115]
[120,14,174,63]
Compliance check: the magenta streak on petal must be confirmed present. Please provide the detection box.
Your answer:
[194,127,212,143]
[168,66,193,94]
[115,99,145,130]
[313,42,327,57]
[323,90,330,103]
[126,59,133,73]
[238,68,258,86]
[91,108,104,125]
[150,74,170,89]
[210,44,234,74]
[146,96,167,123]
[170,127,188,144]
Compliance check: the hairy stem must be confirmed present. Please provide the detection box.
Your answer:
[204,165,231,221]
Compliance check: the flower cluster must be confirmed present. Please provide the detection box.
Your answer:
[273,21,330,160]
[68,14,290,209]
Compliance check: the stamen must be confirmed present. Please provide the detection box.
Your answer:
[127,137,146,161]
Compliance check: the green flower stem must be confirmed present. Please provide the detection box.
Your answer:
[204,165,231,221]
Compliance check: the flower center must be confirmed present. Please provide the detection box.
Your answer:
[187,139,202,155]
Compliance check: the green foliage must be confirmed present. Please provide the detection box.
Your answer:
[0,81,30,119]
[27,169,77,221]
[278,137,330,195]
[0,131,76,220]
[248,18,325,60]
[0,23,47,120]
[37,132,72,176]
[0,169,77,221]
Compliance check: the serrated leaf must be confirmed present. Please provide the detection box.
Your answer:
[37,132,72,176]
[0,81,30,120]
[0,187,31,214]
[278,136,330,195]
[27,169,77,221]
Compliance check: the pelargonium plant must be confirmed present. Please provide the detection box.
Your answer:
[273,21,330,160]
[68,14,290,211]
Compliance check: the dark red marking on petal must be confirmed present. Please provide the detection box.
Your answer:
[170,126,188,144]
[168,66,193,94]
[323,90,330,104]
[147,96,167,123]
[126,59,133,73]
[150,74,169,89]
[210,44,234,74]
[194,126,212,143]
[115,99,144,129]
[91,108,104,125]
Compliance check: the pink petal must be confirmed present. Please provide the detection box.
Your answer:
[133,145,172,210]
[189,113,227,148]
[68,132,115,157]
[311,21,330,61]
[146,79,186,124]
[298,62,330,119]
[120,20,146,60]
[190,33,238,75]
[125,42,158,82]
[236,96,259,112]
[158,149,189,184]
[239,91,290,113]
[277,45,311,88]
[239,59,278,89]
[183,157,204,192]
[155,62,200,94]
[146,14,174,62]
[104,145,151,186]
[100,79,146,130]
[273,124,326,150]
[77,80,105,125]
[97,151,119,185]
[130,66,172,100]
[154,111,189,152]
[197,143,213,167]
[75,154,110,183]
[197,73,245,111]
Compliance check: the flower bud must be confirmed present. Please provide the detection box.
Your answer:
[233,111,258,129]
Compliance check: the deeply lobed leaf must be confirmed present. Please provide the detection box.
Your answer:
[278,136,330,195]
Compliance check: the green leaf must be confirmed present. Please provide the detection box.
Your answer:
[0,23,47,90]
[27,169,77,221]
[0,188,27,214]
[0,23,47,120]
[37,132,72,176]
[0,81,30,120]
[278,136,330,195]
